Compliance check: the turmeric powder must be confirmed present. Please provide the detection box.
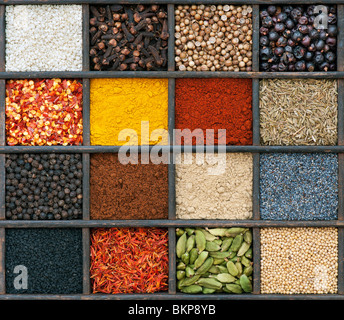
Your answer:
[90,78,168,146]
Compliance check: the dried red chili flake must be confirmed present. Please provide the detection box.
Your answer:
[90,227,169,294]
[6,79,83,146]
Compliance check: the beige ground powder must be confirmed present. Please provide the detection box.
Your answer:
[175,153,253,219]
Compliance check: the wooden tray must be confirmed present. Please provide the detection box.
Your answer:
[0,0,343,300]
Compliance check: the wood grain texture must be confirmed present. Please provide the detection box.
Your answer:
[0,71,343,79]
[0,145,341,153]
[0,0,343,301]
[0,219,343,228]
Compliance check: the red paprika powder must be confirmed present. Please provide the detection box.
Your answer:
[175,78,252,145]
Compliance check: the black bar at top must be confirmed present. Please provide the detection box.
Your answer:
[2,71,344,79]
[0,145,343,153]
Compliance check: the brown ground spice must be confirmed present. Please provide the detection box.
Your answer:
[90,153,168,219]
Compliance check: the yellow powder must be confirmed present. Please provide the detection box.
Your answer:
[90,78,168,145]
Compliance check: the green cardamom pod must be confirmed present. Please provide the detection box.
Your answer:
[194,251,209,269]
[181,252,190,265]
[176,232,187,258]
[195,229,206,253]
[220,237,233,252]
[185,228,195,236]
[215,273,237,283]
[180,284,203,294]
[226,261,239,277]
[186,235,195,252]
[244,265,253,277]
[206,228,228,237]
[195,257,214,275]
[225,283,243,294]
[243,230,252,244]
[235,261,243,276]
[237,241,250,257]
[177,261,186,270]
[239,274,252,293]
[199,228,218,242]
[225,227,247,237]
[177,270,186,280]
[209,251,230,259]
[196,278,222,290]
[202,287,216,294]
[185,266,195,278]
[176,228,185,237]
[179,274,201,287]
[229,234,244,252]
[241,255,251,267]
[205,241,221,252]
[245,248,253,259]
[189,248,199,265]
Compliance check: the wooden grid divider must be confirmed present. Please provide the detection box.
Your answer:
[0,0,341,300]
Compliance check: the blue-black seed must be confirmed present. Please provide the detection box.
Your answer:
[5,228,83,294]
[260,153,338,221]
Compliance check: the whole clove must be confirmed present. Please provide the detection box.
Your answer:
[89,4,169,71]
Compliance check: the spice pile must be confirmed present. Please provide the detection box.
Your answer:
[90,78,168,146]
[175,5,252,71]
[260,227,338,294]
[90,228,169,294]
[6,5,83,71]
[89,4,168,71]
[6,228,83,294]
[259,79,337,146]
[6,79,83,146]
[176,153,253,220]
[90,153,168,219]
[5,154,83,220]
[260,153,338,220]
[259,5,337,71]
[175,79,252,145]
[176,227,253,294]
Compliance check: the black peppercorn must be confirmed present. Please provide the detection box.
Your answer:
[5,154,83,220]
